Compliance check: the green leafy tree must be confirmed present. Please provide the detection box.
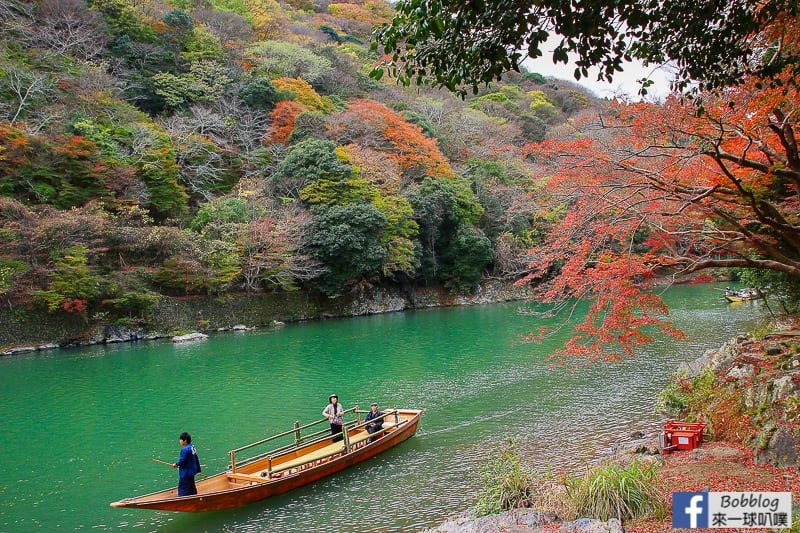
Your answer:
[162,9,194,46]
[183,24,226,63]
[522,72,547,85]
[401,110,438,139]
[287,111,327,144]
[304,204,387,296]
[299,175,375,206]
[88,0,157,42]
[406,177,463,283]
[240,77,277,110]
[247,41,334,83]
[528,91,560,123]
[373,194,419,279]
[200,238,241,294]
[270,139,351,198]
[128,127,189,219]
[101,291,160,321]
[191,197,260,233]
[517,114,548,144]
[151,258,207,294]
[371,0,799,96]
[440,225,494,292]
[34,246,100,313]
[151,61,231,110]
[409,175,484,284]
[0,258,28,309]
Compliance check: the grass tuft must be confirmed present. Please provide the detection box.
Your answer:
[564,459,665,522]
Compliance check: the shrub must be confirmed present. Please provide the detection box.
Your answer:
[564,460,665,522]
[473,444,535,517]
[656,367,716,417]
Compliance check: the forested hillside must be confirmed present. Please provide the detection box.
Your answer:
[0,0,599,325]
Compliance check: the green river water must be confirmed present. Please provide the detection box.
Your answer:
[0,284,768,532]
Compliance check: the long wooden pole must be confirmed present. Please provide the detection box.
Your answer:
[152,458,208,477]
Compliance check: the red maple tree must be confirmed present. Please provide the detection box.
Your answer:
[521,75,799,365]
[266,100,306,145]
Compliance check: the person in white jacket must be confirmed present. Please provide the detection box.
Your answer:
[322,394,344,442]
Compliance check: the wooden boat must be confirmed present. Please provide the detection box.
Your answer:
[110,407,422,512]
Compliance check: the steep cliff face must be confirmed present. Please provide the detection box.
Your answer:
[659,324,800,468]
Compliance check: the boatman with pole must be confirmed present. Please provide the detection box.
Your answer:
[172,432,201,496]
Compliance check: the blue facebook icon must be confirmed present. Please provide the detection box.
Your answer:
[673,492,709,528]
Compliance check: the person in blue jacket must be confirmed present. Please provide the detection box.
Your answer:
[172,432,201,496]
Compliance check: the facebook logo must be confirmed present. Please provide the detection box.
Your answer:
[673,491,792,529]
[673,492,709,528]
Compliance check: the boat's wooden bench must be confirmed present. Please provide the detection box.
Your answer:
[255,430,383,476]
[349,431,371,445]
[265,441,345,474]
[227,472,269,485]
[381,416,407,429]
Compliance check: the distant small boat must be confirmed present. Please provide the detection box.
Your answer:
[110,408,422,512]
[724,288,764,302]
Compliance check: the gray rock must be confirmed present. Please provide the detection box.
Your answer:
[772,374,799,402]
[9,346,36,354]
[423,509,558,533]
[172,332,208,343]
[726,363,755,379]
[756,427,800,468]
[558,518,624,533]
[36,343,59,351]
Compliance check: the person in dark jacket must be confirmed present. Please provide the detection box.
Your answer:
[172,431,201,496]
[365,402,384,442]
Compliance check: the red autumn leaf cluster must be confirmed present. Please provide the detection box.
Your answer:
[521,73,799,364]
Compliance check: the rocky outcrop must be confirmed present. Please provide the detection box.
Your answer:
[88,325,146,344]
[172,332,208,343]
[667,325,800,468]
[423,510,622,533]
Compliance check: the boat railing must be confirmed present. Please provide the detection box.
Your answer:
[228,408,408,475]
[229,406,360,473]
[262,410,408,477]
[347,408,404,441]
[235,430,334,470]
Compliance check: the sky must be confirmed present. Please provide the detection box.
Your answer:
[521,36,675,101]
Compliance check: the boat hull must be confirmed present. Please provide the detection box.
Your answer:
[110,409,421,512]
[725,295,762,302]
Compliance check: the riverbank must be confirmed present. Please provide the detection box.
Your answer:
[428,441,800,533]
[428,320,800,533]
[0,280,534,355]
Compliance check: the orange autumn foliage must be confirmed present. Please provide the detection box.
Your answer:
[330,99,456,181]
[267,100,306,144]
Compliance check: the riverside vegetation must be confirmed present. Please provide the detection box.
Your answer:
[1,0,598,351]
[3,0,800,369]
[455,320,800,533]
